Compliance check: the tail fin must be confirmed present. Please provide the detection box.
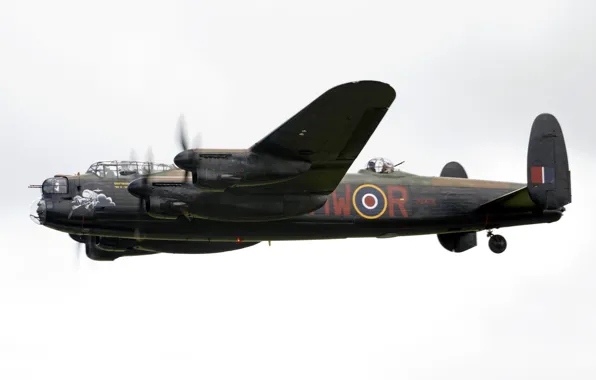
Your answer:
[440,161,468,178]
[478,113,572,212]
[437,161,478,252]
[527,113,571,210]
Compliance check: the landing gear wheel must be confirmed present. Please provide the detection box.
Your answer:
[488,234,507,254]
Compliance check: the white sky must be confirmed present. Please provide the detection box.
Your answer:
[1,0,595,379]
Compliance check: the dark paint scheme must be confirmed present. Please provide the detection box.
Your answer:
[30,82,571,260]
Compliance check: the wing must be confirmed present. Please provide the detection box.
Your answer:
[244,80,396,194]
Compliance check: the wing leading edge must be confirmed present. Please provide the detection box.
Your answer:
[245,80,396,194]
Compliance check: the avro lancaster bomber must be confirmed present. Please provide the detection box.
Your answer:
[29,81,572,260]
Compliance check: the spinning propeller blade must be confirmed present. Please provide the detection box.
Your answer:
[138,147,154,210]
[73,240,81,268]
[176,113,200,183]
[177,114,188,151]
[130,149,139,162]
[130,147,155,241]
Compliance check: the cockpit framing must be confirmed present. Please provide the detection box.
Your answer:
[85,160,175,179]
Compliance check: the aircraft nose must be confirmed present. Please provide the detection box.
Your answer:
[174,150,196,170]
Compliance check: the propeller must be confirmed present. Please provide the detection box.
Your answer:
[137,147,154,213]
[394,160,405,168]
[141,147,154,187]
[67,234,84,268]
[126,147,155,241]
[130,148,139,162]
[177,114,189,151]
[73,240,82,268]
[176,114,200,183]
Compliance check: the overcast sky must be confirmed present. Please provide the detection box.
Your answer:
[1,0,595,379]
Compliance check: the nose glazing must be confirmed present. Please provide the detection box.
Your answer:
[30,199,46,225]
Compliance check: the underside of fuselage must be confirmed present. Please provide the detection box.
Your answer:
[54,207,562,260]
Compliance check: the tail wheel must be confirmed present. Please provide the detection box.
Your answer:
[488,234,507,254]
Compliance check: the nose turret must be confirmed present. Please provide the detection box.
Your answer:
[29,199,46,225]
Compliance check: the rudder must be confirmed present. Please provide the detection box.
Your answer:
[527,113,571,210]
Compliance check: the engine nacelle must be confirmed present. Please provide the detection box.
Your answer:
[145,196,187,220]
[175,151,311,191]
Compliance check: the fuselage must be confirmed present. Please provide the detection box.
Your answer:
[32,168,562,243]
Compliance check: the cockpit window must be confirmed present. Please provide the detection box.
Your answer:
[85,161,175,178]
[103,164,119,178]
[42,177,68,194]
[366,157,394,174]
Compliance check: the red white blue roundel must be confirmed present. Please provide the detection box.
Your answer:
[352,184,388,219]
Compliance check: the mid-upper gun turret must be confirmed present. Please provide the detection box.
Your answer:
[366,157,402,174]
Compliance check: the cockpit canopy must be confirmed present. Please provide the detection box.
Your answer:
[86,160,176,178]
[366,157,395,174]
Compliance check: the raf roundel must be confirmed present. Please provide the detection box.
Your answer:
[352,184,388,219]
